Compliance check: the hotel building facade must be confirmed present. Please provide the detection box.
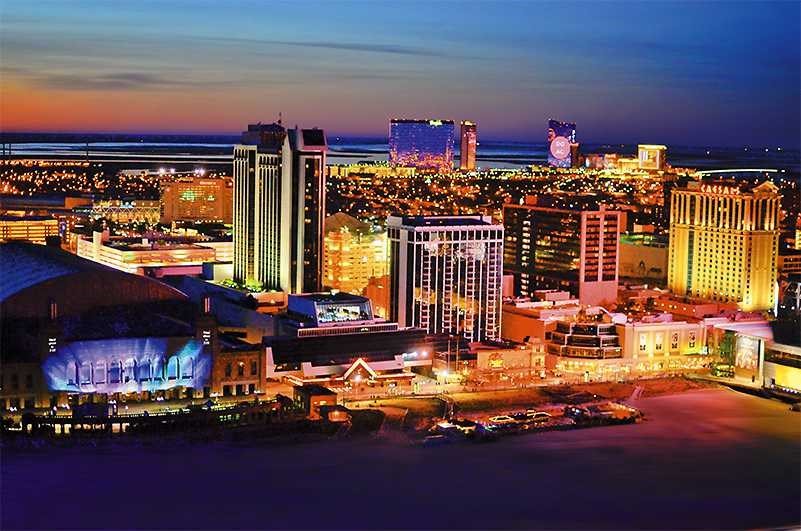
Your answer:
[323,212,387,295]
[388,215,504,342]
[388,119,455,173]
[667,181,780,312]
[233,123,327,293]
[160,176,233,224]
[503,197,622,306]
[459,120,477,171]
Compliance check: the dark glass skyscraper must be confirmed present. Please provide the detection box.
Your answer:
[389,119,455,173]
[503,196,621,306]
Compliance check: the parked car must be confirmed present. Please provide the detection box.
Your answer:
[488,415,516,425]
[422,435,451,447]
[525,410,552,423]
[563,405,590,420]
[790,402,801,412]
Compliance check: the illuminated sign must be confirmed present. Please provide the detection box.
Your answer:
[41,337,212,393]
[700,184,739,195]
[547,119,576,168]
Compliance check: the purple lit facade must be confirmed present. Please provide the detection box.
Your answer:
[389,119,455,173]
[547,119,577,168]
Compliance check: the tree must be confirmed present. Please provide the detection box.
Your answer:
[718,332,736,365]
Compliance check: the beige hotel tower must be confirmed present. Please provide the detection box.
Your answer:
[667,181,780,312]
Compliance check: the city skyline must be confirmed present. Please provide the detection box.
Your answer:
[1,1,800,147]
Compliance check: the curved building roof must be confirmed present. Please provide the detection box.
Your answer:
[0,242,187,319]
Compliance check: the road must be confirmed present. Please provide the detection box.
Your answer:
[2,388,798,530]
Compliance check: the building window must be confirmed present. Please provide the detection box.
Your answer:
[225,363,232,377]
[138,359,152,382]
[66,361,78,385]
[639,334,648,352]
[124,360,136,383]
[655,333,663,352]
[181,358,194,379]
[671,333,679,351]
[167,357,178,380]
[94,362,106,384]
[80,363,92,385]
[109,361,121,383]
[10,373,19,390]
[689,332,696,349]
[237,363,245,377]
[250,360,258,376]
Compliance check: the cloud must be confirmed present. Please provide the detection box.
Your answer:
[15,70,235,91]
[193,35,451,58]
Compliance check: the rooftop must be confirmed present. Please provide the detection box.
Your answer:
[391,215,497,227]
[390,119,455,125]
[290,292,370,304]
[325,212,371,235]
[0,242,110,303]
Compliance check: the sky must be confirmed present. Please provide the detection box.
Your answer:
[1,1,800,146]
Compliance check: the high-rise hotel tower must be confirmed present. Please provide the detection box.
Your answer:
[388,215,503,342]
[503,196,622,306]
[233,123,327,293]
[459,120,477,171]
[667,181,780,312]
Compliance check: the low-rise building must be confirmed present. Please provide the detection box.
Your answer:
[762,341,801,396]
[210,334,263,397]
[0,215,60,244]
[76,231,232,277]
[0,242,216,411]
[265,293,432,391]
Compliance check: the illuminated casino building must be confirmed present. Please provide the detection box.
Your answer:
[76,230,232,277]
[233,123,327,293]
[547,119,577,168]
[323,212,387,295]
[389,119,455,173]
[83,199,161,224]
[0,242,215,410]
[265,293,432,388]
[667,181,780,312]
[160,176,233,224]
[638,144,668,171]
[0,215,59,244]
[459,120,477,171]
[388,215,504,342]
[503,196,622,306]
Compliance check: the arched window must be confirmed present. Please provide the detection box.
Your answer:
[152,357,165,381]
[181,358,193,379]
[79,362,92,385]
[167,357,179,380]
[94,361,106,384]
[124,359,136,383]
[108,360,122,383]
[138,359,151,381]
[66,361,78,386]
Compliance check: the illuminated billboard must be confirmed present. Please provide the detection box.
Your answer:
[547,119,576,168]
[42,337,212,394]
[389,119,455,173]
